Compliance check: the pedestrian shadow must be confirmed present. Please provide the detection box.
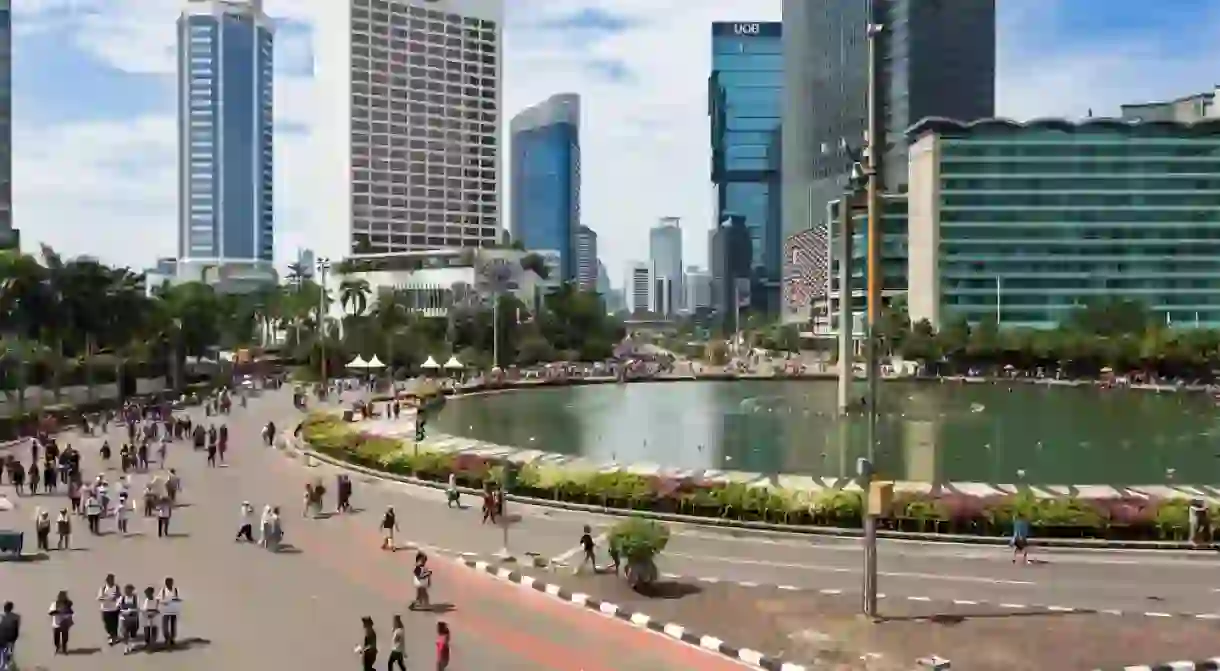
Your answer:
[0,551,49,562]
[313,512,337,520]
[172,503,194,509]
[138,636,213,653]
[273,544,303,554]
[64,646,101,655]
[163,532,191,539]
[411,602,455,614]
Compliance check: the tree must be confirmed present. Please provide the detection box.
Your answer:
[338,277,371,317]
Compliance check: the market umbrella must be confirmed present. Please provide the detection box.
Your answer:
[421,356,440,370]
[365,355,385,368]
[346,355,369,369]
[443,356,463,371]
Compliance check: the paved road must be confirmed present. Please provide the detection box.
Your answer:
[280,408,1220,617]
[0,390,748,671]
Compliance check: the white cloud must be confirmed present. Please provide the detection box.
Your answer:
[13,0,1220,285]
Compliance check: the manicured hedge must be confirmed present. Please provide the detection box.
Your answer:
[302,413,1213,542]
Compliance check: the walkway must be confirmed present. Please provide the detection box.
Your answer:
[0,390,746,671]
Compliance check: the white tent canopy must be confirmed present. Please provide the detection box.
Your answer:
[443,356,463,370]
[346,355,368,369]
[366,355,385,368]
[421,356,441,369]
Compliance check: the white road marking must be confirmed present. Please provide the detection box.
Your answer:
[664,552,1036,586]
[550,532,606,566]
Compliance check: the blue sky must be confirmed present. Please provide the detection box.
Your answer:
[11,0,1220,282]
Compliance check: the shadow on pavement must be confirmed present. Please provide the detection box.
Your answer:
[274,544,303,554]
[138,636,213,654]
[636,580,703,600]
[880,610,1084,625]
[1,552,50,562]
[64,646,101,655]
[411,603,455,614]
[163,532,191,539]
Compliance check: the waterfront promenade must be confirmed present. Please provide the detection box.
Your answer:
[0,390,747,671]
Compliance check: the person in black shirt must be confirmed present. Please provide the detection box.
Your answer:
[579,525,597,572]
[356,616,377,671]
[0,601,20,669]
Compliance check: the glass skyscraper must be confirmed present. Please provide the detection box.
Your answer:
[510,93,580,281]
[907,117,1220,329]
[0,0,12,250]
[780,0,995,320]
[177,0,275,281]
[709,21,782,312]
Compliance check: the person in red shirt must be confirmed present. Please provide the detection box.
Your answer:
[435,621,450,670]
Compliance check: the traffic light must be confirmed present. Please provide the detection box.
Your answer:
[414,412,427,442]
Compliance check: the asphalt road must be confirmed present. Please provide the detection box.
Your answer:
[276,402,1220,619]
[0,390,748,671]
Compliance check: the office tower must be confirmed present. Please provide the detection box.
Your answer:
[573,225,597,292]
[295,247,316,279]
[510,93,580,279]
[313,0,504,258]
[907,116,1220,329]
[648,217,682,316]
[780,0,996,312]
[1121,86,1220,122]
[0,0,11,250]
[177,0,275,282]
[709,21,782,311]
[684,266,712,313]
[710,214,753,331]
[624,261,652,315]
[596,259,611,295]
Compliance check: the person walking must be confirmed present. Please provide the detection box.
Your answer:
[259,505,273,547]
[409,553,432,611]
[156,497,172,538]
[578,525,597,573]
[67,479,81,514]
[356,616,377,671]
[140,587,160,649]
[435,621,451,671]
[446,473,459,508]
[387,615,406,671]
[235,501,255,542]
[157,577,181,647]
[55,509,71,550]
[97,574,121,645]
[380,507,399,552]
[42,459,56,494]
[1011,514,1031,565]
[84,494,102,535]
[26,463,39,496]
[115,492,132,535]
[33,508,51,552]
[118,585,140,654]
[47,591,73,655]
[0,602,20,671]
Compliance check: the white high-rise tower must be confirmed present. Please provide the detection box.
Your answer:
[313,0,504,260]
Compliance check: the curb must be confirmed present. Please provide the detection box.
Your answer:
[294,446,1207,551]
[457,557,804,671]
[1106,659,1220,671]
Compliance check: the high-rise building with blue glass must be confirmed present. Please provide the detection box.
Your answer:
[709,21,782,313]
[177,0,275,284]
[510,93,580,281]
[0,0,12,250]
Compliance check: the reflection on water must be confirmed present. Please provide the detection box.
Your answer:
[431,381,1220,484]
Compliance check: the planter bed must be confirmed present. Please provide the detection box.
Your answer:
[302,413,1211,543]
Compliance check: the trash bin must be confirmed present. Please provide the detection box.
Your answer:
[341,409,354,422]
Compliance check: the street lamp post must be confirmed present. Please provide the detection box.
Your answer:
[862,18,885,621]
[316,257,331,391]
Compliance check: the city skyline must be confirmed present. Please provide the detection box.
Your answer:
[7,0,1220,287]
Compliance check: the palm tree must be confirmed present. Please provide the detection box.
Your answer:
[339,277,372,317]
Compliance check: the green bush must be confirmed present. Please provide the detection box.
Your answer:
[299,414,1215,542]
[608,517,671,563]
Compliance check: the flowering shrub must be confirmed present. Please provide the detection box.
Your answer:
[301,414,1214,541]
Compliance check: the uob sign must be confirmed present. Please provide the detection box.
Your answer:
[733,23,760,35]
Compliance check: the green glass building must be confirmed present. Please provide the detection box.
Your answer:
[907,117,1220,329]
[821,195,908,333]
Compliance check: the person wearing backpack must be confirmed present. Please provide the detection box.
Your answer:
[117,585,140,654]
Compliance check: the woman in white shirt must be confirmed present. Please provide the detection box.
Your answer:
[84,495,102,535]
[46,590,73,655]
[139,587,159,648]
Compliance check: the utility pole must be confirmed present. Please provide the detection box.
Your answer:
[862,16,885,622]
[316,257,331,391]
